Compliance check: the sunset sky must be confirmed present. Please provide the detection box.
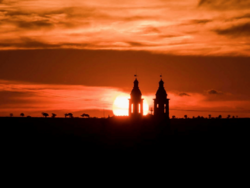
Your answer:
[0,0,250,118]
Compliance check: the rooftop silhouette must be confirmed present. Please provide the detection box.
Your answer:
[129,77,144,117]
[128,76,170,119]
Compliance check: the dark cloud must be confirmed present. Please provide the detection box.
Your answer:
[127,41,160,47]
[0,7,110,30]
[198,0,250,9]
[0,0,8,4]
[207,90,222,95]
[160,34,182,38]
[0,0,15,5]
[123,15,155,22]
[179,93,190,97]
[234,13,250,20]
[214,23,250,37]
[0,37,144,49]
[179,19,212,26]
[39,7,110,21]
[0,10,54,30]
[225,14,250,22]
[1,10,32,17]
[0,38,62,48]
[0,91,32,106]
[15,20,54,29]
[0,50,250,96]
[142,26,161,34]
[191,19,211,24]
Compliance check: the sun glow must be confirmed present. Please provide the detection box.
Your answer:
[112,94,149,116]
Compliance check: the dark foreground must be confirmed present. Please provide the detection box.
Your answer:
[1,117,249,183]
[1,117,250,153]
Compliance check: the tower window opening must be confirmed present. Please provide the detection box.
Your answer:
[131,104,133,113]
[139,104,141,113]
[157,104,159,108]
[164,104,167,113]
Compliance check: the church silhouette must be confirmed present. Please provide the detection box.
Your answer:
[128,76,170,119]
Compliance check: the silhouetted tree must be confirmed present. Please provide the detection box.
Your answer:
[10,113,13,117]
[209,114,211,119]
[218,115,222,119]
[81,113,90,118]
[65,113,68,118]
[68,113,73,118]
[20,113,24,117]
[227,115,231,119]
[184,115,188,119]
[172,116,175,119]
[232,116,235,119]
[42,112,49,118]
[52,113,56,118]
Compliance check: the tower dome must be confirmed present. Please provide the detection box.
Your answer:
[130,78,142,100]
[156,79,167,99]
[128,77,144,117]
[154,78,169,119]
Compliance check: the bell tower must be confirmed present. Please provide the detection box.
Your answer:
[154,77,169,119]
[128,76,144,117]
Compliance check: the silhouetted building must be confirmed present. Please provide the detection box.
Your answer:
[154,78,169,119]
[129,78,144,117]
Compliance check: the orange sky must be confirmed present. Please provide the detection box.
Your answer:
[0,0,250,118]
[1,0,250,55]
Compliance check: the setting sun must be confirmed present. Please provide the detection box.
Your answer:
[112,94,149,116]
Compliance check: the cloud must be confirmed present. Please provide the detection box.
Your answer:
[0,0,250,55]
[140,26,161,34]
[0,79,125,115]
[207,89,222,95]
[0,38,62,48]
[15,20,54,29]
[214,23,250,37]
[179,93,190,97]
[190,19,212,24]
[180,19,212,26]
[0,91,33,106]
[0,79,250,118]
[198,0,250,10]
[230,13,250,21]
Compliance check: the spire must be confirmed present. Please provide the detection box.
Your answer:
[131,76,142,99]
[156,76,167,99]
[129,75,144,117]
[159,79,164,87]
[159,75,164,87]
[154,76,169,119]
[134,78,139,88]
